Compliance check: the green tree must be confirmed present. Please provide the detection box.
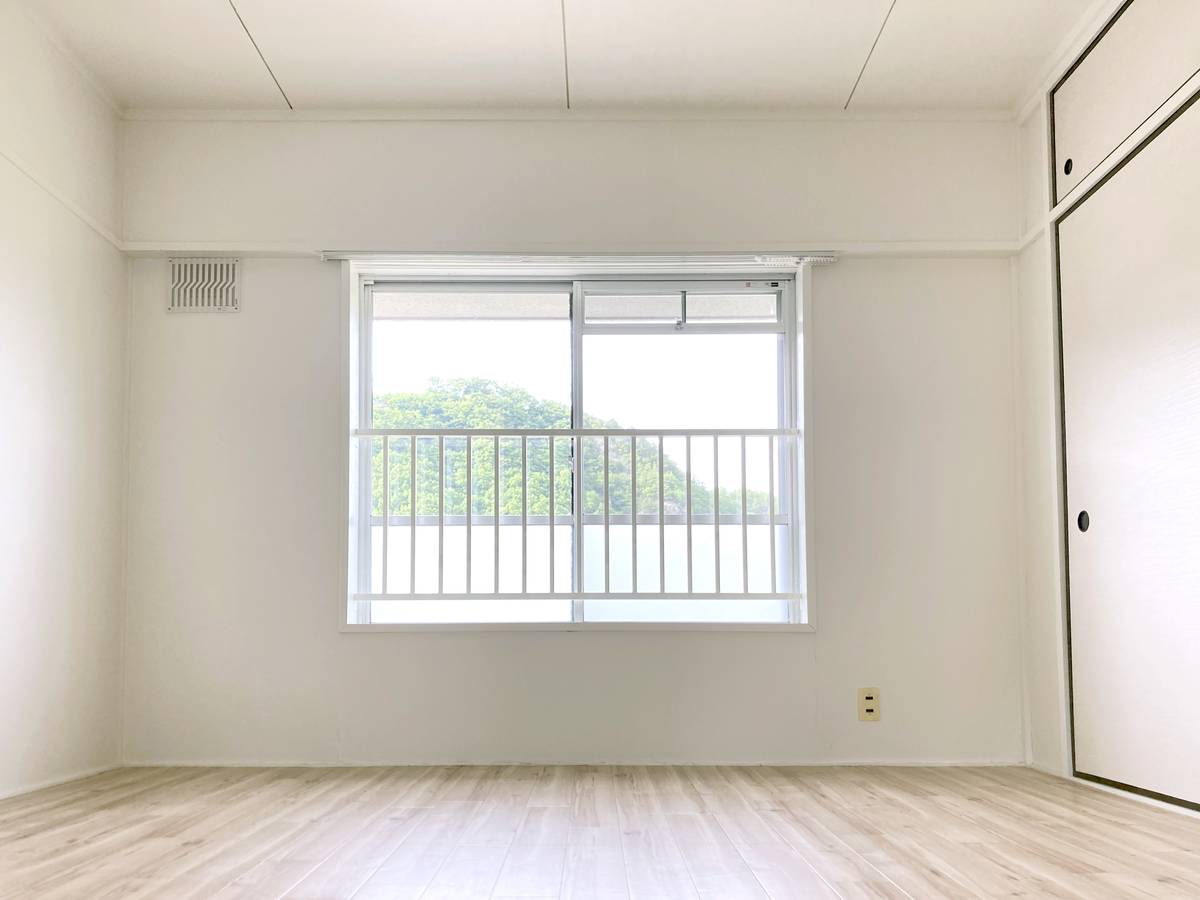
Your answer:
[369,378,768,519]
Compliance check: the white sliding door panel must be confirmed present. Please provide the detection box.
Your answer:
[1060,95,1200,806]
[1053,0,1200,203]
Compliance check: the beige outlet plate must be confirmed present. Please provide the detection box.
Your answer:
[858,688,880,721]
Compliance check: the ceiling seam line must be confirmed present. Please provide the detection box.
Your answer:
[227,0,293,110]
[559,0,572,110]
[844,0,898,111]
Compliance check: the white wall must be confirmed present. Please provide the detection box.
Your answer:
[0,2,120,239]
[1014,228,1070,774]
[122,254,1025,764]
[120,116,1018,252]
[0,0,127,797]
[1014,100,1072,775]
[118,114,1029,765]
[0,0,1107,783]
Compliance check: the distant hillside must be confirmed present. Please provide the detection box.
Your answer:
[371,378,768,519]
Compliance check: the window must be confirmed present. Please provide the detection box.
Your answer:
[347,274,808,628]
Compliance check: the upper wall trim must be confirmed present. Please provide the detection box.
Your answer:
[0,145,122,250]
[120,107,1017,124]
[124,240,1021,260]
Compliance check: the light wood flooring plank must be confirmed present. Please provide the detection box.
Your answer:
[0,766,1198,899]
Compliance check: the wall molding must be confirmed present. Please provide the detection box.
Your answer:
[121,241,320,258]
[1038,768,1200,821]
[121,106,1017,124]
[1018,224,1047,253]
[123,240,1023,261]
[119,757,1027,768]
[0,144,122,250]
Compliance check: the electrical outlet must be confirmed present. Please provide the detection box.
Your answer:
[858,688,880,722]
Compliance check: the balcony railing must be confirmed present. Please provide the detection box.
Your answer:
[352,427,802,603]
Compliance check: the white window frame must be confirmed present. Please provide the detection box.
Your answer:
[338,256,819,632]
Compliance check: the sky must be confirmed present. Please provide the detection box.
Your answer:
[372,320,781,430]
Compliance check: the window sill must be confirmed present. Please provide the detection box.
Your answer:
[340,621,815,633]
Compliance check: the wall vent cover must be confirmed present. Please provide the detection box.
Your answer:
[169,258,240,312]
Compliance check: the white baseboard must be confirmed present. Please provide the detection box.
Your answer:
[0,759,1032,801]
[1027,760,1071,777]
[0,764,121,802]
[120,757,1025,768]
[1037,768,1200,821]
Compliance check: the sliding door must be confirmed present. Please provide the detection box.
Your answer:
[1059,93,1200,807]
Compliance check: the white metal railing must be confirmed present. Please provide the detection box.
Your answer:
[353,427,801,602]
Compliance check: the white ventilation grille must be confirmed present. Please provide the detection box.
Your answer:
[169,258,240,312]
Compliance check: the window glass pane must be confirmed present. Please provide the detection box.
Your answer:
[371,290,571,429]
[584,293,682,324]
[686,293,778,323]
[581,333,780,429]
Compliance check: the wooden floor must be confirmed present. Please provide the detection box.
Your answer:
[2,767,1199,899]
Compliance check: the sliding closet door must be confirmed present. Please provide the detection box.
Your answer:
[1059,94,1200,806]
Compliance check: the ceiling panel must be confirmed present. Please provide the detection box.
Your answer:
[850,0,1097,109]
[233,0,567,109]
[22,0,1101,112]
[565,0,894,109]
[28,0,286,109]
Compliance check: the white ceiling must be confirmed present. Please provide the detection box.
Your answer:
[235,0,569,108]
[29,0,284,108]
[850,0,1098,109]
[563,0,894,109]
[27,0,1097,112]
